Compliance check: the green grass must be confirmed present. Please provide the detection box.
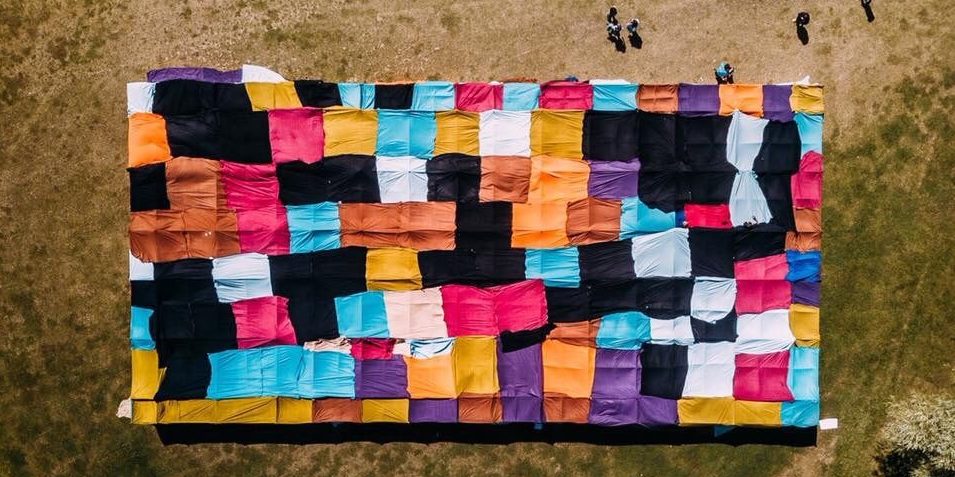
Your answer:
[1,0,954,476]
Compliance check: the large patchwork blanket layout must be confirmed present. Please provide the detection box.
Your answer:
[126,68,823,428]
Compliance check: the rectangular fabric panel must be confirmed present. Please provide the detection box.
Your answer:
[127,75,824,430]
[638,84,679,113]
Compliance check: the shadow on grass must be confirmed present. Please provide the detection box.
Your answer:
[797,25,810,45]
[155,423,817,446]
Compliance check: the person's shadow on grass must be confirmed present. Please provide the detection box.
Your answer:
[797,25,809,45]
[628,33,643,49]
[612,37,626,53]
[863,3,876,22]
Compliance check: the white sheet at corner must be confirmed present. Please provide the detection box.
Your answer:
[241,64,286,83]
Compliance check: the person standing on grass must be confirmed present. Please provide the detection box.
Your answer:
[715,62,735,84]
[626,18,640,36]
[607,21,622,43]
[793,11,811,28]
[607,5,618,24]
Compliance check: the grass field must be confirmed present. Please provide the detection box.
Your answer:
[1,0,953,475]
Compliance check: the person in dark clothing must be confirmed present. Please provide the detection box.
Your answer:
[607,21,622,42]
[607,6,618,24]
[793,11,810,27]
[626,18,643,48]
[793,11,811,45]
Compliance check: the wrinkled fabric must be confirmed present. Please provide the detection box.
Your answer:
[690,278,737,323]
[795,113,824,156]
[677,84,720,117]
[452,337,499,394]
[587,159,639,199]
[790,85,825,114]
[566,198,622,245]
[637,84,679,113]
[232,296,297,349]
[735,279,792,314]
[376,110,436,158]
[384,288,448,338]
[582,110,639,161]
[365,247,422,291]
[682,342,735,397]
[542,339,596,398]
[455,82,503,111]
[630,228,691,278]
[735,309,795,354]
[719,84,764,117]
[411,81,455,111]
[591,81,637,111]
[639,343,688,399]
[277,155,381,205]
[792,151,824,208]
[211,253,273,303]
[409,399,458,422]
[339,202,456,250]
[539,81,593,109]
[596,311,651,349]
[374,84,414,109]
[620,197,675,237]
[376,156,429,203]
[434,111,480,156]
[531,111,585,159]
[245,82,302,111]
[334,291,389,338]
[528,155,590,203]
[762,85,794,122]
[511,202,570,248]
[356,357,409,398]
[684,204,732,229]
[426,153,481,202]
[323,109,378,156]
[649,315,694,345]
[734,350,794,401]
[479,110,531,156]
[788,346,820,400]
[498,342,543,422]
[293,80,342,108]
[221,162,291,254]
[454,201,513,250]
[148,66,242,83]
[286,202,340,253]
[127,82,156,116]
[268,108,324,164]
[525,248,580,287]
[502,82,541,110]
